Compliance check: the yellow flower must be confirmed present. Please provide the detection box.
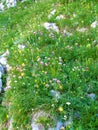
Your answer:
[58,106,63,112]
[6,115,9,118]
[59,85,63,90]
[21,73,24,77]
[21,63,25,67]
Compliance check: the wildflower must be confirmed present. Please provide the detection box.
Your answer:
[73,13,76,17]
[21,63,25,67]
[6,85,11,90]
[49,80,52,83]
[56,80,60,84]
[18,44,26,49]
[58,106,63,112]
[40,61,44,65]
[48,9,56,18]
[37,57,40,62]
[45,63,48,66]
[51,104,54,107]
[6,115,9,118]
[44,71,47,74]
[14,80,17,83]
[66,102,71,105]
[91,21,98,28]
[56,14,64,20]
[58,62,62,65]
[64,115,67,120]
[59,85,63,90]
[45,84,49,87]
[53,78,57,81]
[21,73,24,77]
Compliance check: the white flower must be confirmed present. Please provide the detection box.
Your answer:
[18,44,26,49]
[66,102,71,105]
[48,9,56,18]
[0,3,4,11]
[73,13,76,17]
[43,22,59,33]
[64,115,67,120]
[56,15,64,20]
[91,21,98,28]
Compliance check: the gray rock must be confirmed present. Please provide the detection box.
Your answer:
[8,118,13,130]
[87,93,96,100]
[64,116,72,127]
[43,22,59,33]
[50,90,61,100]
[0,57,7,65]
[31,111,48,130]
[0,2,4,11]
[74,112,80,119]
[6,0,17,8]
[56,121,63,130]
[0,78,2,89]
[48,128,56,130]
[0,64,5,76]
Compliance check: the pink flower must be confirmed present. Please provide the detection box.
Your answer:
[45,84,49,87]
[56,80,60,84]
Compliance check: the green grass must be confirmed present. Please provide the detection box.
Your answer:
[0,0,98,129]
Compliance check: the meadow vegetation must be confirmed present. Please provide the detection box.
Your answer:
[0,0,98,129]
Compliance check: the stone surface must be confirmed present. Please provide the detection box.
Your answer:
[87,93,96,100]
[43,22,59,33]
[6,0,17,8]
[0,57,7,65]
[0,78,2,89]
[0,64,5,76]
[91,21,98,28]
[77,27,88,32]
[50,90,61,100]
[0,50,9,65]
[8,118,13,130]
[31,111,48,130]
[0,2,4,11]
[64,116,72,127]
[56,121,64,130]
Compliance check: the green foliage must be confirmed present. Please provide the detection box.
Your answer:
[0,0,98,129]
